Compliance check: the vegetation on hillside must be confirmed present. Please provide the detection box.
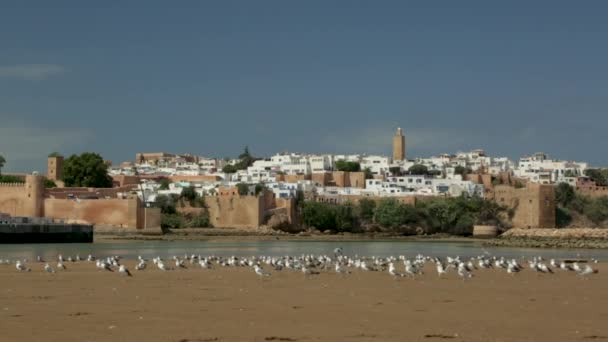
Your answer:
[584,169,608,186]
[222,146,257,173]
[155,186,211,229]
[301,195,507,235]
[554,183,608,227]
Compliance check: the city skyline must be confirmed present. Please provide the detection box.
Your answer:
[2,1,608,172]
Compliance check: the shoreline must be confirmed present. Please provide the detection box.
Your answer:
[94,228,479,243]
[92,227,608,249]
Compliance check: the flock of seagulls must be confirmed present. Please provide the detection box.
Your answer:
[0,248,601,281]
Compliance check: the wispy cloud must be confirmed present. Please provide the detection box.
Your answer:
[0,119,90,172]
[0,64,66,81]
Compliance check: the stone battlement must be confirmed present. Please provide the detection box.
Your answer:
[0,182,26,187]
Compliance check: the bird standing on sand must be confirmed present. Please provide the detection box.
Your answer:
[578,265,598,276]
[388,262,403,278]
[254,264,270,277]
[15,261,31,272]
[436,261,448,277]
[44,263,55,273]
[457,263,473,280]
[57,261,66,270]
[119,265,132,277]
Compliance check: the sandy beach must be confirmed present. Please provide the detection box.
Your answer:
[1,261,606,342]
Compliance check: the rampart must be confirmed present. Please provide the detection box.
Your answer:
[0,176,157,229]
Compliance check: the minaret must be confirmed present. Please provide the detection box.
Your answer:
[392,127,405,161]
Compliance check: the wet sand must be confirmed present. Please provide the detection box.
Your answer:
[1,262,607,342]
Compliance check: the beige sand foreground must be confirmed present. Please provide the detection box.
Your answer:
[1,262,607,342]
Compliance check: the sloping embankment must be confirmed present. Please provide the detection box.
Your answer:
[485,228,608,249]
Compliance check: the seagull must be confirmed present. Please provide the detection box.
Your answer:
[15,261,31,272]
[578,265,598,276]
[436,261,448,277]
[254,264,270,277]
[118,265,132,277]
[57,261,67,270]
[44,263,55,273]
[457,263,473,280]
[96,260,113,272]
[157,261,171,271]
[388,262,404,278]
[135,261,147,271]
[37,256,45,263]
[333,247,344,258]
[335,262,348,274]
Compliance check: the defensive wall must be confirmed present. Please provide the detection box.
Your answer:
[177,188,295,229]
[492,183,556,228]
[0,175,158,229]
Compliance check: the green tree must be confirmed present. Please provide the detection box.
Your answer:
[236,183,250,196]
[363,167,373,179]
[181,186,198,205]
[62,152,113,187]
[155,194,177,214]
[254,183,267,196]
[335,160,361,172]
[222,164,238,174]
[374,199,419,228]
[555,183,575,207]
[454,165,472,177]
[236,146,256,170]
[584,169,608,186]
[0,175,24,183]
[389,166,402,176]
[0,154,5,175]
[159,178,171,190]
[335,202,356,232]
[358,198,376,222]
[44,179,57,188]
[408,164,429,175]
[302,201,337,230]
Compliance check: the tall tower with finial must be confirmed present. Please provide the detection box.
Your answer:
[392,127,405,161]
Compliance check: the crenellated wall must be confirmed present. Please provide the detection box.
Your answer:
[0,175,44,217]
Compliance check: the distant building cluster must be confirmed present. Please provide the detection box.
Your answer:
[106,128,589,206]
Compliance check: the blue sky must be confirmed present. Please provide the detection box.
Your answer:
[1,1,607,172]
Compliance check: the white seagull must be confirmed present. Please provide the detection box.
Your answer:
[118,265,132,277]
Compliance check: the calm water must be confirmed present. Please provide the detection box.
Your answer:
[0,240,607,261]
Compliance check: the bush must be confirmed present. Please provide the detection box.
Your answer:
[236,183,250,196]
[302,202,337,230]
[358,198,376,222]
[335,160,361,172]
[374,199,419,228]
[187,211,211,228]
[555,183,575,207]
[181,186,197,202]
[585,196,608,226]
[161,214,185,229]
[155,194,177,214]
[555,207,572,228]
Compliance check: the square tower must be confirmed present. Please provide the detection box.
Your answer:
[392,127,405,161]
[47,156,64,181]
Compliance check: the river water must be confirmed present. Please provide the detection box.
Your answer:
[1,240,607,261]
